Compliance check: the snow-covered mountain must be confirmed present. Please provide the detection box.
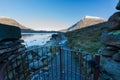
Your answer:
[84,16,104,20]
[67,16,106,31]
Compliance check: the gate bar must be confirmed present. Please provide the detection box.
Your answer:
[94,54,100,80]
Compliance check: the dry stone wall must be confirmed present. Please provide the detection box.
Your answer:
[0,24,27,80]
[100,1,120,80]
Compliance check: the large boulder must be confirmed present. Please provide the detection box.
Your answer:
[106,12,120,30]
[101,47,118,57]
[101,31,120,48]
[0,24,21,41]
[109,12,120,22]
[116,0,120,10]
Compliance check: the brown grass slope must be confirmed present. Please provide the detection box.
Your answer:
[0,17,28,29]
[67,16,105,31]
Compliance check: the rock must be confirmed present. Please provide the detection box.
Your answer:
[99,46,119,54]
[31,74,43,80]
[0,40,24,49]
[0,41,18,49]
[108,12,120,22]
[112,53,120,62]
[101,56,120,80]
[105,46,119,51]
[52,34,58,38]
[17,47,26,52]
[29,60,43,69]
[101,31,120,48]
[16,39,24,43]
[116,0,120,10]
[101,48,118,57]
[0,24,21,41]
[107,12,120,30]
[83,55,92,61]
[46,53,52,57]
[42,66,49,72]
[44,72,49,75]
[27,54,33,62]
[98,47,104,54]
[0,44,24,55]
[106,21,120,31]
[40,56,48,62]
[99,1,120,80]
[56,52,59,55]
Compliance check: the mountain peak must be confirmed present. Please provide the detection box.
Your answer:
[84,16,105,20]
[67,16,106,31]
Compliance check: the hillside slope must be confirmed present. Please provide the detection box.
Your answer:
[67,16,105,31]
[65,22,107,54]
[0,16,28,29]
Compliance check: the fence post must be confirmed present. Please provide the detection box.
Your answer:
[94,54,100,80]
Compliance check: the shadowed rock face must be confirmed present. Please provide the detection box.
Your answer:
[116,0,120,10]
[0,24,21,41]
[106,12,120,31]
[109,12,120,22]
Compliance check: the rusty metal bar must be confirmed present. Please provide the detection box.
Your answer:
[93,54,100,80]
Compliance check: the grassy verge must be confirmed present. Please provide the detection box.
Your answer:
[65,22,106,54]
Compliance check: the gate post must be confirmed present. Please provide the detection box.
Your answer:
[59,46,63,80]
[93,54,100,80]
[0,71,4,80]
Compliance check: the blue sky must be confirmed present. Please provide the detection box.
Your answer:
[0,0,118,31]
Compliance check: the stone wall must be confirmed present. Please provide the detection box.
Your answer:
[0,24,27,80]
[100,1,120,80]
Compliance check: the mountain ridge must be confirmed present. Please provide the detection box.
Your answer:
[0,16,29,29]
[67,16,106,31]
[0,16,59,33]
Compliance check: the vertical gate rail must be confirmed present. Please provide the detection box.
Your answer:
[94,54,100,80]
[59,46,63,80]
[0,46,100,80]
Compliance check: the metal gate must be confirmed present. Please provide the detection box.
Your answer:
[0,46,100,80]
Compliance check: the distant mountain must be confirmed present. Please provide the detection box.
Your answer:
[0,16,58,33]
[59,29,67,32]
[67,16,106,31]
[0,16,28,30]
